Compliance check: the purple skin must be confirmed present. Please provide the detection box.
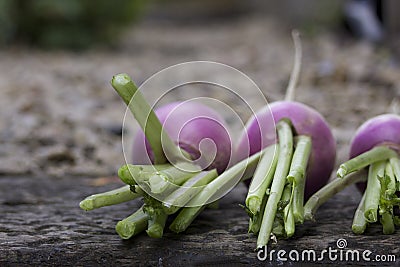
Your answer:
[349,114,400,192]
[236,101,336,199]
[132,101,232,174]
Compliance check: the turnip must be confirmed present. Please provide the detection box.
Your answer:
[131,101,232,174]
[111,74,236,238]
[80,72,266,239]
[304,114,400,234]
[238,31,336,248]
[238,101,336,199]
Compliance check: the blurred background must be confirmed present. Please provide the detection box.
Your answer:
[0,0,399,178]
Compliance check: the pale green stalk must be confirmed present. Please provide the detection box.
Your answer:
[352,193,367,234]
[364,161,385,223]
[246,144,279,215]
[287,135,312,223]
[111,73,189,164]
[337,146,396,178]
[257,120,293,248]
[115,207,148,239]
[304,171,366,221]
[79,185,141,211]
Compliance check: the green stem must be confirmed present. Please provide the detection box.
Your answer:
[352,192,367,234]
[364,161,385,223]
[385,162,396,198]
[287,135,312,223]
[380,212,395,234]
[304,171,366,221]
[162,169,218,215]
[118,164,170,185]
[148,162,201,195]
[119,163,200,198]
[249,192,268,234]
[79,185,141,211]
[115,207,148,239]
[168,205,206,234]
[337,146,396,178]
[111,73,189,164]
[169,148,266,233]
[146,210,168,238]
[389,157,400,190]
[257,120,293,249]
[378,161,396,234]
[282,184,295,237]
[246,144,279,215]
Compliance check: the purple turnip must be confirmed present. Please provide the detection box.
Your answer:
[237,101,336,199]
[132,101,232,174]
[240,31,336,248]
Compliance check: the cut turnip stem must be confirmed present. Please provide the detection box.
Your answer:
[248,191,268,234]
[111,73,189,164]
[117,164,171,186]
[337,146,396,178]
[115,207,148,239]
[147,163,201,195]
[384,162,396,198]
[381,212,395,234]
[304,171,366,221]
[117,162,201,197]
[390,157,400,190]
[79,185,142,211]
[115,207,149,239]
[145,208,168,238]
[246,144,279,215]
[352,193,367,234]
[282,184,295,237]
[79,163,173,211]
[257,120,293,248]
[288,135,312,223]
[364,161,385,223]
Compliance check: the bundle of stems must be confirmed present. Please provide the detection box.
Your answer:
[243,119,313,248]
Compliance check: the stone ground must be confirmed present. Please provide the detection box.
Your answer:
[0,11,399,266]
